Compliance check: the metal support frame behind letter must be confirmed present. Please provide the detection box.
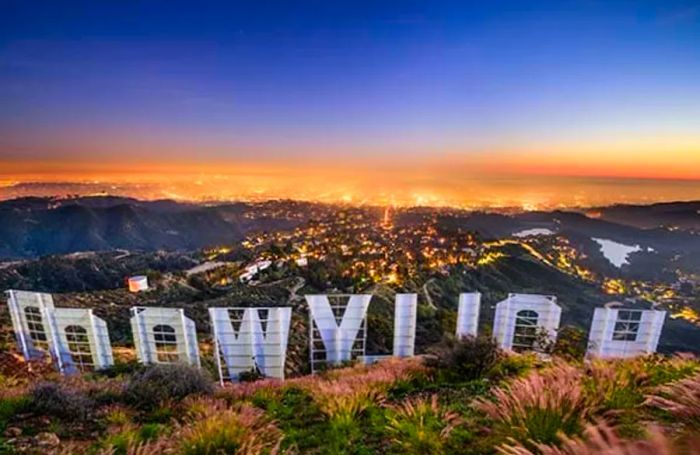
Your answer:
[393,293,417,357]
[5,290,55,360]
[456,292,481,338]
[587,307,666,358]
[307,294,370,373]
[209,307,291,383]
[130,307,200,367]
[45,307,114,375]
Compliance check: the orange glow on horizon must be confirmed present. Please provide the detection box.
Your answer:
[2,140,700,208]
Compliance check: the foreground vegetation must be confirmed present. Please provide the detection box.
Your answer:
[1,337,700,454]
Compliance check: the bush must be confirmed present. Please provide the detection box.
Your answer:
[123,364,214,410]
[0,395,30,433]
[426,335,501,382]
[475,364,592,448]
[94,360,144,379]
[177,398,282,455]
[642,354,699,386]
[253,387,327,452]
[386,395,463,455]
[583,358,652,414]
[238,367,265,383]
[30,382,94,420]
[101,423,166,455]
[552,326,588,361]
[499,421,677,455]
[647,372,700,428]
[486,352,537,381]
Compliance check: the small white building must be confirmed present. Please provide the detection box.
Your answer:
[130,307,200,367]
[493,293,561,351]
[587,303,666,358]
[239,260,273,282]
[295,256,309,267]
[456,292,481,338]
[128,276,149,293]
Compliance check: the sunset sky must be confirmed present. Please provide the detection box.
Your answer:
[1,1,699,207]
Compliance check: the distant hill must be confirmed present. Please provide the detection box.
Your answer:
[0,197,307,259]
[591,201,700,231]
[3,196,700,277]
[435,209,700,278]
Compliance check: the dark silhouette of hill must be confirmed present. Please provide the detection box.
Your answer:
[0,197,305,259]
[592,201,700,230]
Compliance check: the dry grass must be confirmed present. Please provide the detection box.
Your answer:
[583,359,651,411]
[386,394,463,454]
[216,378,285,403]
[646,372,700,423]
[176,397,282,455]
[475,363,594,445]
[214,358,426,421]
[498,421,700,455]
[298,358,427,419]
[92,440,174,455]
[94,398,283,455]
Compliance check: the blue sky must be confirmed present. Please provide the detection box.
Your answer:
[1,0,699,169]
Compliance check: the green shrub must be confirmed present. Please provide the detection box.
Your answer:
[123,364,214,410]
[102,423,165,455]
[238,366,265,383]
[552,326,588,361]
[426,336,501,382]
[93,359,144,379]
[254,387,328,452]
[30,382,94,420]
[486,352,537,380]
[144,404,177,424]
[643,354,700,386]
[583,359,648,411]
[0,395,30,432]
[476,364,591,448]
[177,399,282,455]
[386,395,463,455]
[325,414,365,454]
[387,372,433,400]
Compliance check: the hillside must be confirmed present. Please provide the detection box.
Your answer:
[1,341,699,454]
[2,199,700,453]
[1,196,700,359]
[2,240,699,376]
[592,201,700,231]
[0,197,311,259]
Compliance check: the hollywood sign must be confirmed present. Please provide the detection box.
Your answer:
[4,289,666,381]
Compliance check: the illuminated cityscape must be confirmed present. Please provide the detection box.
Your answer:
[190,203,700,327]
